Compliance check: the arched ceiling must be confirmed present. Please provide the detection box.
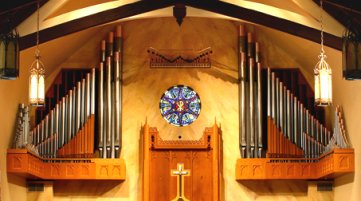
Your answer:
[11,0,347,90]
[13,0,346,50]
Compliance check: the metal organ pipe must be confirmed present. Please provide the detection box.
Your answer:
[114,52,121,158]
[257,62,262,158]
[106,57,112,158]
[249,58,255,158]
[98,63,105,158]
[240,53,246,158]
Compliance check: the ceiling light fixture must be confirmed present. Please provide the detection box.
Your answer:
[29,0,45,106]
[314,0,332,106]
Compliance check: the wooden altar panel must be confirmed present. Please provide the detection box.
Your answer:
[150,151,171,200]
[191,151,213,201]
[143,122,221,201]
[149,150,213,200]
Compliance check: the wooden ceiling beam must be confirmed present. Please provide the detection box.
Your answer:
[313,0,361,33]
[322,0,361,14]
[19,0,174,50]
[19,0,342,51]
[186,0,341,50]
[0,0,48,35]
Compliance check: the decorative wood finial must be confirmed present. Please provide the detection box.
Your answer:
[173,3,186,26]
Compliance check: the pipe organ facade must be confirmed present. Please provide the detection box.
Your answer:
[7,23,354,194]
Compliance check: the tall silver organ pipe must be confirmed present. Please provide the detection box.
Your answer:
[98,63,105,158]
[72,86,76,138]
[67,90,73,145]
[91,68,96,115]
[249,58,255,158]
[240,53,246,158]
[286,90,291,139]
[76,82,81,131]
[239,24,247,158]
[81,78,86,126]
[257,63,262,158]
[106,57,112,158]
[114,52,121,158]
[86,73,91,119]
[61,97,66,147]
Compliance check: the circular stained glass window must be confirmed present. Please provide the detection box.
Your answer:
[159,85,201,126]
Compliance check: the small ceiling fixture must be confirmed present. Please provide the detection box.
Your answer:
[314,0,332,106]
[29,0,45,106]
[0,20,19,80]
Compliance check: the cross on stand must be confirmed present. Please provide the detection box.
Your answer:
[171,163,190,201]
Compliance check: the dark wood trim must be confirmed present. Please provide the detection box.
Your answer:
[19,0,174,50]
[20,0,342,50]
[0,0,48,35]
[313,0,361,34]
[186,0,341,50]
[322,0,361,14]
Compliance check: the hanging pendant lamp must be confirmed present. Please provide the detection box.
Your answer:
[314,0,332,106]
[29,0,45,106]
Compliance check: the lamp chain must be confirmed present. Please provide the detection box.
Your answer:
[35,0,40,57]
[320,0,325,56]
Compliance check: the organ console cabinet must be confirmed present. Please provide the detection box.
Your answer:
[142,121,222,201]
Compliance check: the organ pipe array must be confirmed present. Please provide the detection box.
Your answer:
[26,69,96,158]
[98,25,123,159]
[238,25,350,160]
[13,26,123,159]
[267,69,328,159]
[239,26,263,158]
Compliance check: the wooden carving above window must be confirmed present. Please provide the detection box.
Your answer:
[147,47,212,68]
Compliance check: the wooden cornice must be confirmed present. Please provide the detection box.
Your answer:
[20,0,342,51]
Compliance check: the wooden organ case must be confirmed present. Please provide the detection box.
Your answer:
[235,25,354,181]
[7,26,126,181]
[142,122,222,201]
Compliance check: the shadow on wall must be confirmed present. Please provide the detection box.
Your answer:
[335,173,354,187]
[240,180,308,196]
[53,180,124,197]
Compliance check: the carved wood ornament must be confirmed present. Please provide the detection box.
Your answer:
[147,47,212,68]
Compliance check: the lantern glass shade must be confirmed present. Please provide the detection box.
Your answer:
[29,58,45,106]
[0,31,19,80]
[342,27,361,80]
[314,56,332,106]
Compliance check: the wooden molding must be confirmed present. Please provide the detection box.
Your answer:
[236,148,354,180]
[7,149,126,180]
[148,127,211,149]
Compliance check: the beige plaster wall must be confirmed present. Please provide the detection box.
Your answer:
[329,52,361,201]
[1,17,356,201]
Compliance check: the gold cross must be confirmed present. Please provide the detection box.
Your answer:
[171,163,190,201]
